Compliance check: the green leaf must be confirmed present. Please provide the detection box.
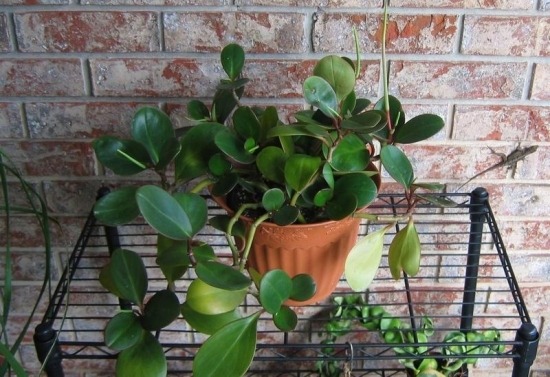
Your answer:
[212,88,240,124]
[345,226,388,291]
[187,99,210,121]
[111,249,148,306]
[313,55,356,101]
[303,76,339,118]
[262,188,285,212]
[325,193,357,220]
[93,136,150,175]
[388,219,421,280]
[195,261,251,291]
[99,262,123,298]
[273,306,298,332]
[131,107,179,168]
[156,234,190,283]
[221,43,245,81]
[271,205,300,226]
[380,145,414,189]
[333,173,378,208]
[284,154,322,193]
[93,187,139,226]
[341,111,385,133]
[193,313,260,377]
[214,128,256,164]
[289,274,316,302]
[105,311,143,351]
[116,332,166,377]
[136,186,205,240]
[192,242,217,263]
[394,114,444,144]
[210,172,239,197]
[209,215,246,239]
[416,193,458,208]
[331,134,371,172]
[141,289,181,331]
[267,124,332,144]
[259,269,293,314]
[181,303,241,335]
[208,153,232,177]
[313,188,333,207]
[256,146,287,184]
[175,122,226,182]
[233,106,261,141]
[186,278,247,315]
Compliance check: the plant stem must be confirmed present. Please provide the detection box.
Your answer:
[381,0,393,135]
[227,203,261,264]
[239,213,270,271]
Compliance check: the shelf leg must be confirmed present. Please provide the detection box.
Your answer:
[512,322,539,377]
[33,322,64,377]
[460,187,489,331]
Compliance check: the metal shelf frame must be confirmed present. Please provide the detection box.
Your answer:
[34,187,539,376]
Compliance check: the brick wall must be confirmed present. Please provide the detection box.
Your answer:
[1,0,549,375]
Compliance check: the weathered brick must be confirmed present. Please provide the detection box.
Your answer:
[0,59,84,97]
[15,11,160,53]
[513,145,550,180]
[535,17,550,56]
[453,105,529,141]
[531,64,550,100]
[2,0,68,4]
[392,0,535,8]
[499,220,550,251]
[236,0,379,4]
[43,180,103,215]
[25,102,155,139]
[314,13,457,54]
[462,16,537,56]
[525,106,550,141]
[469,184,550,217]
[0,250,58,281]
[0,13,11,52]
[83,0,223,4]
[0,102,24,138]
[164,12,307,53]
[390,61,526,99]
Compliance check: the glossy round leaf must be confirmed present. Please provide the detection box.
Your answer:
[233,106,261,141]
[156,234,190,283]
[105,311,143,351]
[333,173,378,208]
[289,274,316,302]
[93,136,150,175]
[303,76,339,119]
[380,145,414,189]
[214,128,256,164]
[111,249,148,306]
[394,114,444,144]
[192,242,217,263]
[259,269,293,314]
[341,111,385,133]
[284,154,322,193]
[313,55,356,101]
[331,134,371,172]
[193,313,260,377]
[116,332,166,377]
[208,153,232,177]
[273,306,298,332]
[313,188,333,207]
[220,43,245,81]
[141,289,181,331]
[325,193,357,220]
[93,187,139,226]
[345,226,387,291]
[262,188,285,212]
[187,99,210,121]
[271,205,300,226]
[256,146,287,184]
[181,303,241,335]
[186,278,247,315]
[195,261,251,291]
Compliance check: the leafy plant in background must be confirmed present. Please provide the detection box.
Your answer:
[0,149,55,377]
[317,295,504,377]
[91,2,454,376]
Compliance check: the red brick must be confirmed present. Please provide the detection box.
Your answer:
[1,0,68,3]
[0,102,24,138]
[513,145,550,180]
[499,220,550,251]
[15,11,159,53]
[534,17,550,57]
[453,105,530,141]
[470,184,550,217]
[0,13,11,52]
[525,106,550,142]
[235,0,379,5]
[164,12,307,53]
[43,180,104,215]
[25,102,156,139]
[0,59,84,96]
[84,0,223,3]
[391,0,535,8]
[314,13,457,54]
[531,64,550,100]
[0,250,58,281]
[390,61,526,99]
[462,16,537,56]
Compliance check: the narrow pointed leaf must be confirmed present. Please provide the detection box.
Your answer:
[93,136,150,175]
[380,145,414,189]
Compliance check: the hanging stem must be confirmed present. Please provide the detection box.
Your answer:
[381,0,393,136]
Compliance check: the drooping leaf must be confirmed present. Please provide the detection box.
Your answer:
[141,289,181,331]
[175,122,226,182]
[380,145,414,189]
[388,219,421,280]
[116,332,166,377]
[93,136,150,175]
[256,146,287,184]
[289,274,316,302]
[156,234,190,283]
[394,114,444,144]
[110,249,148,306]
[186,278,247,315]
[259,269,293,314]
[345,226,388,291]
[330,134,371,172]
[93,187,139,226]
[104,311,143,351]
[302,76,339,119]
[273,306,298,332]
[181,303,241,335]
[195,261,251,291]
[193,313,260,377]
[220,43,245,81]
[284,154,322,193]
[313,55,356,101]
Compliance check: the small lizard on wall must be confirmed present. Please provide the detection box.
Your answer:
[457,145,538,190]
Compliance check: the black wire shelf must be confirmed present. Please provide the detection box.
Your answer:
[34,188,539,376]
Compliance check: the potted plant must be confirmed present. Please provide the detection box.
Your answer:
[317,295,504,377]
[91,3,452,376]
